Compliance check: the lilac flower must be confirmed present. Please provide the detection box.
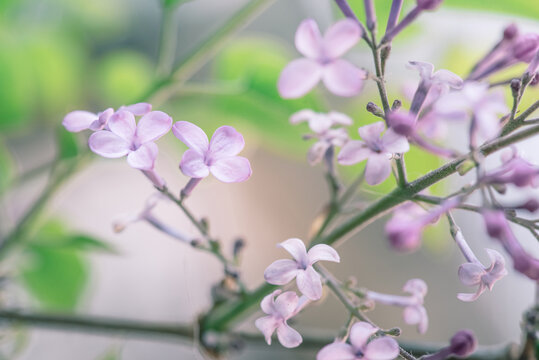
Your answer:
[278,19,366,98]
[264,238,340,300]
[367,279,429,334]
[457,249,507,302]
[337,122,409,185]
[435,82,507,145]
[172,121,252,184]
[317,322,399,360]
[63,103,152,132]
[88,110,172,171]
[254,290,309,348]
[483,148,539,188]
[291,110,352,165]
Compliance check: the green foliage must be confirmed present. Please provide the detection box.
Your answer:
[0,140,13,193]
[56,127,79,160]
[161,0,193,9]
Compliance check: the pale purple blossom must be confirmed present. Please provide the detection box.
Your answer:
[317,322,399,360]
[264,238,340,300]
[291,109,353,134]
[278,19,366,98]
[337,122,409,185]
[367,279,429,334]
[483,148,539,188]
[255,290,309,348]
[88,110,172,171]
[63,103,152,132]
[435,82,508,145]
[172,121,252,183]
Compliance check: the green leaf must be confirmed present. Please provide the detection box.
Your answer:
[0,140,13,193]
[161,0,193,9]
[56,127,79,160]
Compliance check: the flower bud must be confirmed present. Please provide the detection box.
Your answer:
[417,0,443,10]
[521,198,539,212]
[449,330,477,357]
[366,102,384,117]
[510,78,521,96]
[503,23,519,41]
[387,111,416,136]
[482,210,507,239]
[513,34,539,62]
[391,99,402,111]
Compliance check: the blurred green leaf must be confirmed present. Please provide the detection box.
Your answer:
[56,127,79,160]
[161,0,193,9]
[0,140,13,193]
[97,348,122,360]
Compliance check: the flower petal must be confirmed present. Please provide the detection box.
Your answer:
[407,61,434,80]
[260,289,281,314]
[273,291,299,319]
[295,19,323,59]
[382,129,410,154]
[296,266,323,300]
[328,111,353,126]
[322,59,365,97]
[63,111,97,132]
[127,142,158,170]
[290,109,317,125]
[88,131,130,158]
[276,322,303,348]
[349,322,378,349]
[458,263,484,286]
[485,248,508,277]
[432,69,463,88]
[316,342,356,360]
[108,110,136,143]
[89,108,113,131]
[365,154,392,185]
[278,58,323,99]
[358,121,386,142]
[403,306,428,334]
[209,126,245,158]
[264,259,300,285]
[255,315,280,345]
[172,121,209,153]
[307,244,340,264]
[337,140,370,165]
[210,156,252,183]
[121,102,152,116]
[323,18,361,58]
[364,337,400,360]
[403,278,428,297]
[278,238,308,264]
[308,141,331,165]
[180,149,210,178]
[136,111,173,144]
[308,114,333,134]
[457,284,486,302]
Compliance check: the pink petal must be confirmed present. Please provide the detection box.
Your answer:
[307,244,340,265]
[127,142,158,170]
[264,259,300,285]
[296,266,322,300]
[88,131,130,158]
[276,322,302,348]
[295,19,323,59]
[457,284,485,302]
[337,140,371,165]
[308,141,331,165]
[322,59,365,97]
[458,263,484,286]
[209,126,245,158]
[255,315,280,345]
[328,111,353,126]
[323,19,361,58]
[432,69,463,88]
[278,58,323,99]
[290,109,317,125]
[364,154,392,185]
[210,156,252,183]
[89,108,113,131]
[278,238,308,264]
[136,111,173,144]
[358,121,386,142]
[180,149,210,178]
[485,248,507,276]
[63,111,97,132]
[349,322,378,349]
[121,102,152,116]
[407,61,434,80]
[108,110,137,143]
[308,115,333,134]
[382,129,410,154]
[316,342,356,360]
[403,306,428,334]
[172,121,209,154]
[273,291,299,319]
[403,279,428,297]
[364,337,400,360]
[260,290,282,314]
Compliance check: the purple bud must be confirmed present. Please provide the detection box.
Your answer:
[482,210,507,239]
[513,34,539,62]
[521,199,539,212]
[386,219,422,252]
[503,23,519,41]
[449,330,477,357]
[510,78,521,95]
[366,102,384,117]
[416,0,443,10]
[387,111,416,136]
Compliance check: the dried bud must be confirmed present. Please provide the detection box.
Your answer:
[233,238,245,259]
[366,102,384,117]
[503,23,519,41]
[417,0,443,10]
[449,330,477,357]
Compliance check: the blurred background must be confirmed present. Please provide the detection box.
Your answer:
[0,0,539,359]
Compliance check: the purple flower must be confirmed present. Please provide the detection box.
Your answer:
[337,122,409,185]
[316,322,399,360]
[483,148,539,188]
[255,290,308,348]
[172,121,252,183]
[278,19,366,98]
[421,330,477,360]
[435,82,507,145]
[368,279,429,334]
[457,249,507,302]
[88,110,172,171]
[264,238,340,300]
[63,103,152,132]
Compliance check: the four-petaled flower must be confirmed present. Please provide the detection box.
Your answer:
[317,322,399,360]
[264,238,340,300]
[255,290,308,348]
[172,121,252,183]
[63,103,152,132]
[278,19,366,98]
[88,110,172,170]
[457,249,508,302]
[338,122,409,185]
